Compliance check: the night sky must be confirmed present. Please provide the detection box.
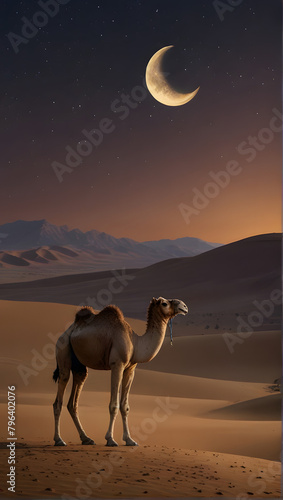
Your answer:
[1,0,281,243]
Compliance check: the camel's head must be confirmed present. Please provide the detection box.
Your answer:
[152,297,188,319]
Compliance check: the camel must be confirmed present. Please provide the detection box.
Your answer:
[52,296,188,447]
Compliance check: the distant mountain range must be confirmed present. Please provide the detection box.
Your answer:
[0,233,280,334]
[0,220,221,279]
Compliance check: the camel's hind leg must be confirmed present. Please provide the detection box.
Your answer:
[53,369,70,446]
[67,370,95,445]
[105,362,124,446]
[53,327,73,446]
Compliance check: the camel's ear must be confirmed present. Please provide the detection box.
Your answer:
[153,297,162,305]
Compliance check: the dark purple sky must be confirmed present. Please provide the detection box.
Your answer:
[1,0,281,243]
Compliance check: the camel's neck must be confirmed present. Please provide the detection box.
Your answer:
[131,310,169,364]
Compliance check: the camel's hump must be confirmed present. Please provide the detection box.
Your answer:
[75,306,96,324]
[97,305,125,321]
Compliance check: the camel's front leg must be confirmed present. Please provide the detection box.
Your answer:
[105,362,124,446]
[120,364,138,446]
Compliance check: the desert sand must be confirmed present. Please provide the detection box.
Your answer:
[0,300,281,498]
[0,441,281,499]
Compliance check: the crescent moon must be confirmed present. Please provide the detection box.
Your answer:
[145,45,200,107]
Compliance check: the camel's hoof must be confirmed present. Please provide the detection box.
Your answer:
[54,439,66,446]
[82,438,95,445]
[106,438,118,447]
[126,439,138,446]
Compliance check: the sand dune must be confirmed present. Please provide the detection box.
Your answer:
[49,245,79,257]
[0,364,273,403]
[36,248,58,260]
[0,390,281,460]
[206,393,281,421]
[0,301,280,387]
[20,249,50,263]
[0,253,29,267]
[0,245,80,269]
[0,299,281,497]
[0,234,280,338]
[140,331,281,383]
[0,441,280,498]
[0,219,221,285]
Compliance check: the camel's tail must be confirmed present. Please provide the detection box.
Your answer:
[52,322,86,383]
[69,342,87,377]
[52,342,86,383]
[53,365,59,383]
